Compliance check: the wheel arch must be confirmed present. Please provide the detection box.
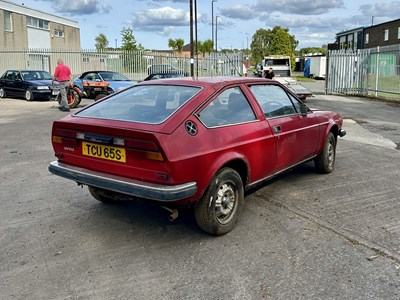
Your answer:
[220,158,249,188]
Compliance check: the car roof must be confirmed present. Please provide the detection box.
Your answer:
[79,71,120,77]
[138,76,270,89]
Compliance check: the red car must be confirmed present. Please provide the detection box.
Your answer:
[48,77,346,235]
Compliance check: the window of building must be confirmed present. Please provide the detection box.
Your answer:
[27,16,49,30]
[384,29,389,41]
[398,27,400,39]
[4,11,12,31]
[365,33,369,44]
[54,29,64,37]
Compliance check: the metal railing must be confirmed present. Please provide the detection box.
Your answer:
[0,48,245,81]
[327,45,400,100]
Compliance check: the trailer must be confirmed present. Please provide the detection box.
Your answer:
[305,56,326,79]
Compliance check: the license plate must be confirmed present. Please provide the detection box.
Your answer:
[82,142,126,162]
[94,87,102,91]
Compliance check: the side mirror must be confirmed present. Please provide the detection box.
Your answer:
[300,103,308,117]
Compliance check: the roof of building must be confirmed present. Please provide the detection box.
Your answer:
[0,0,79,28]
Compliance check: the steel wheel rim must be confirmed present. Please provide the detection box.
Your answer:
[215,182,237,225]
[25,90,31,100]
[0,89,4,97]
[327,142,334,168]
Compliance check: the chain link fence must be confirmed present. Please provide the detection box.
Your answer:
[0,48,245,81]
[327,44,400,100]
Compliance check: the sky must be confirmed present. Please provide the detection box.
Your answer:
[9,0,400,50]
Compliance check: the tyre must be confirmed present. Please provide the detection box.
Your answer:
[314,132,336,173]
[195,168,244,236]
[88,186,118,204]
[66,89,80,108]
[0,87,6,98]
[94,93,107,101]
[25,89,34,101]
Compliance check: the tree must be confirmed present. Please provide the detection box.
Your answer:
[198,39,213,56]
[250,26,298,64]
[168,38,185,54]
[95,33,109,51]
[297,46,327,56]
[120,27,138,51]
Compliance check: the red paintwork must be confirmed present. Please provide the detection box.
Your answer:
[50,77,344,205]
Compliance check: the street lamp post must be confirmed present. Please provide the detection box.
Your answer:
[211,0,217,49]
[215,15,220,53]
[215,15,220,74]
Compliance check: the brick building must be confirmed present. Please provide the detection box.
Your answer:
[331,18,400,50]
[0,0,80,50]
[364,18,400,49]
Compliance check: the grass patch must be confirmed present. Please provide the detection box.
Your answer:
[295,76,315,82]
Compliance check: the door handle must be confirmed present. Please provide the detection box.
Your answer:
[273,125,281,133]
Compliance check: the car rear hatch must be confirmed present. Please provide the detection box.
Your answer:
[51,84,203,185]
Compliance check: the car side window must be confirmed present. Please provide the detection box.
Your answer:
[199,87,256,127]
[249,84,296,118]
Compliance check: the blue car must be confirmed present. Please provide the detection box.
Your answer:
[73,71,136,96]
[0,70,59,101]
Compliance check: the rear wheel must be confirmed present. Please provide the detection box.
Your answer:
[66,89,80,108]
[25,89,34,101]
[314,132,336,173]
[195,168,244,235]
[58,88,80,108]
[0,87,6,98]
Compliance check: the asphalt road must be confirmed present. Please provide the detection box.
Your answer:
[1,92,400,300]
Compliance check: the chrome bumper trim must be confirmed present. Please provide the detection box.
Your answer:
[48,161,197,202]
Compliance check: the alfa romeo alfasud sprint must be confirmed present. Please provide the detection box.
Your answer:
[49,77,346,235]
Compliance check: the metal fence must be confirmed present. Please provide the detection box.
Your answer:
[0,48,245,81]
[327,45,400,100]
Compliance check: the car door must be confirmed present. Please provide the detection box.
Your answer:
[249,83,320,171]
[197,86,278,183]
[1,71,17,95]
[14,71,27,97]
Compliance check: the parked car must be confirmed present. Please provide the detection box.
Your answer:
[73,71,136,96]
[48,77,346,235]
[147,64,180,75]
[0,70,58,101]
[143,72,188,81]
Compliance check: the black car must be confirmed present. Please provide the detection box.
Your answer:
[0,70,58,101]
[143,72,188,81]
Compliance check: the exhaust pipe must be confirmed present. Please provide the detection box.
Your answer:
[161,206,179,221]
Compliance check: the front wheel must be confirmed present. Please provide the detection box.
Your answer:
[94,93,107,101]
[195,168,244,236]
[0,87,6,98]
[314,132,336,173]
[25,89,34,101]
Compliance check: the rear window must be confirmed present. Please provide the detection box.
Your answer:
[76,85,201,124]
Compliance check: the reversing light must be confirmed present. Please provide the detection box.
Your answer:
[76,132,85,139]
[113,138,125,146]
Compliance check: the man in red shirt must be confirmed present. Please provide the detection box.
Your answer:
[52,59,72,112]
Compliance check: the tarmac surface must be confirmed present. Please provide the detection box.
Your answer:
[1,86,400,299]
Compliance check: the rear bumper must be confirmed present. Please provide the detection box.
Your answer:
[48,161,197,202]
